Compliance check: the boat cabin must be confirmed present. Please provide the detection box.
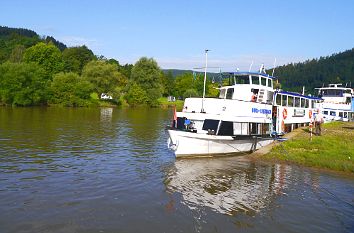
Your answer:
[218,72,275,104]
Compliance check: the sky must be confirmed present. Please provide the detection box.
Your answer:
[1,0,354,71]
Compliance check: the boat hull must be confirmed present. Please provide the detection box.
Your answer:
[167,130,273,157]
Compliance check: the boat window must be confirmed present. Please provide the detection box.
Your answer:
[344,112,348,118]
[202,119,219,132]
[282,95,287,106]
[267,79,272,87]
[305,99,309,108]
[300,98,305,108]
[219,89,226,99]
[250,123,261,135]
[311,100,315,108]
[323,111,328,115]
[235,75,250,84]
[294,97,300,107]
[288,96,294,107]
[267,91,274,104]
[218,121,234,136]
[261,77,267,86]
[251,76,259,85]
[226,88,234,99]
[233,122,249,135]
[276,94,281,105]
[344,89,352,94]
[330,111,336,116]
[339,112,343,117]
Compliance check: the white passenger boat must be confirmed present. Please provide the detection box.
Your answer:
[167,70,321,157]
[315,84,353,122]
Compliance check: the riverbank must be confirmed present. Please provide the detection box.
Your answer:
[252,122,354,173]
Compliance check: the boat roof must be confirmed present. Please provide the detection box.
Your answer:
[275,90,322,100]
[222,71,277,80]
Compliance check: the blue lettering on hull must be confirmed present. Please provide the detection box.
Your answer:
[252,108,271,114]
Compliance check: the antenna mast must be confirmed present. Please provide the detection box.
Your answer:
[201,49,209,113]
[272,58,277,76]
[249,61,253,72]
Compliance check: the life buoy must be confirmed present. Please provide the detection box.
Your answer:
[282,108,288,120]
[309,110,312,119]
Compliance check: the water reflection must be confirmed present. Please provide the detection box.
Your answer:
[164,157,293,216]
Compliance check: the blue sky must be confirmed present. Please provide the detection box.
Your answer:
[1,0,354,70]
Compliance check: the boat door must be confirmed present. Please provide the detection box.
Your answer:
[272,106,278,133]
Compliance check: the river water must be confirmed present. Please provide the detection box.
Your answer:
[0,107,353,233]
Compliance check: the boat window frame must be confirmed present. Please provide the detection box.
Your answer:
[330,111,336,116]
[323,111,328,115]
[261,77,267,86]
[267,78,272,87]
[276,93,281,106]
[281,94,287,106]
[226,88,234,99]
[251,75,260,85]
[235,75,250,84]
[219,88,226,99]
[288,96,294,107]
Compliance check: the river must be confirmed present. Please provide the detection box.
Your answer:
[0,107,353,233]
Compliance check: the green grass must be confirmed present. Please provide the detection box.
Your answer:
[158,97,184,110]
[263,122,354,173]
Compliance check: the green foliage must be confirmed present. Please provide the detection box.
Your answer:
[82,60,127,97]
[174,72,206,98]
[183,89,199,98]
[161,71,175,96]
[8,45,25,63]
[130,57,162,104]
[49,72,93,107]
[23,42,64,75]
[125,82,148,106]
[0,62,49,106]
[271,48,354,93]
[62,45,96,74]
[0,26,40,63]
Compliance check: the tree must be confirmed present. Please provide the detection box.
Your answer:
[9,45,25,63]
[125,82,148,106]
[23,42,64,75]
[0,62,49,106]
[82,60,127,97]
[62,45,96,74]
[49,72,93,107]
[161,71,175,96]
[130,57,162,105]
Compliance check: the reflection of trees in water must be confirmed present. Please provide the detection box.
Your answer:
[0,107,122,172]
[124,107,169,145]
[163,157,294,216]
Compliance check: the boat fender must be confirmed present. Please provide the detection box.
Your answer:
[282,108,288,120]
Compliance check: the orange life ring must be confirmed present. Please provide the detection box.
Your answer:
[282,108,288,119]
[309,110,312,119]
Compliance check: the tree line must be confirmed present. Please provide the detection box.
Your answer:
[0,26,219,107]
[270,48,354,93]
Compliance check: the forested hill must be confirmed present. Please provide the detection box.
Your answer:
[272,48,354,93]
[0,26,67,63]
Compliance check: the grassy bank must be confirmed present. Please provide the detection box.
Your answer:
[262,122,354,173]
[158,97,184,110]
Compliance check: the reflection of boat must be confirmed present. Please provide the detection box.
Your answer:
[164,158,291,215]
[315,84,354,122]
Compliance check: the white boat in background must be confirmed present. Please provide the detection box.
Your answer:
[167,53,321,157]
[315,84,353,122]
